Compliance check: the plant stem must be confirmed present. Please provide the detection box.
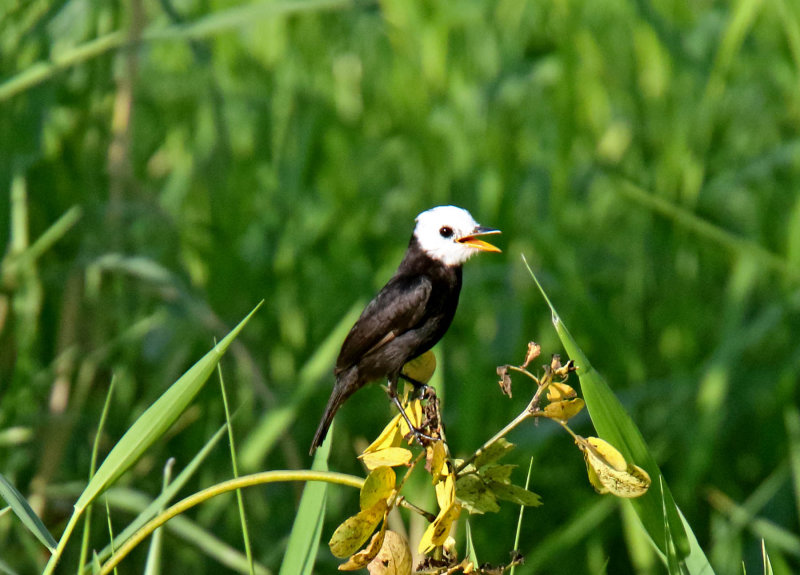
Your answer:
[395,496,436,522]
[99,470,364,574]
[456,377,551,474]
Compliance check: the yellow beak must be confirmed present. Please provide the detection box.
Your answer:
[456,227,502,253]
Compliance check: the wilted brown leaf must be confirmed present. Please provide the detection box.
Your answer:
[367,530,412,575]
[522,342,541,368]
[496,365,512,397]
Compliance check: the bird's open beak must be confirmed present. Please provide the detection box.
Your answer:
[457,226,502,253]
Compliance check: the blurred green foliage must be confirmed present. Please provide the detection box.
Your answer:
[2,0,800,572]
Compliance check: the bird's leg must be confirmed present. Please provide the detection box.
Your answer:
[387,376,436,445]
[399,372,430,399]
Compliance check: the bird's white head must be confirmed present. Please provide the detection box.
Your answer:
[413,205,501,267]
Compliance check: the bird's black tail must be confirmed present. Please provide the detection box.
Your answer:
[309,373,356,455]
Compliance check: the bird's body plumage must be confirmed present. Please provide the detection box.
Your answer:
[309,206,499,453]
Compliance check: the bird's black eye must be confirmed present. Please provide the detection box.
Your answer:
[439,226,454,238]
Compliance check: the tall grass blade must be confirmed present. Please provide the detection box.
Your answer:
[509,457,533,575]
[45,303,262,575]
[523,256,715,573]
[74,301,262,512]
[104,497,117,575]
[278,422,333,575]
[143,459,174,575]
[218,363,255,575]
[465,520,479,569]
[762,540,774,575]
[78,378,117,572]
[0,473,57,552]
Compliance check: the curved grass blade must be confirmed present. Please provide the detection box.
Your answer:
[0,473,57,552]
[522,256,714,573]
[278,422,333,575]
[86,421,229,570]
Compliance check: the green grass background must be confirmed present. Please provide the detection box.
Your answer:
[2,0,800,573]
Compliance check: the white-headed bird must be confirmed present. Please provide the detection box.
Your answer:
[310,205,501,453]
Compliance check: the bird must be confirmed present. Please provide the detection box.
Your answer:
[310,205,501,454]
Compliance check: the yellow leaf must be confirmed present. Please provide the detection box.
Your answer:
[363,414,404,454]
[401,350,437,385]
[584,437,626,470]
[338,513,389,571]
[359,447,413,470]
[426,440,447,484]
[434,467,456,510]
[579,437,651,498]
[329,500,387,558]
[360,466,396,510]
[367,530,412,575]
[418,503,461,554]
[543,397,585,421]
[546,381,577,401]
[586,460,606,494]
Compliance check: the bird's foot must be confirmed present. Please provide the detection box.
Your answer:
[388,391,437,447]
[406,425,437,447]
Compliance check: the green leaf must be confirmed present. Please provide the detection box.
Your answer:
[661,479,683,575]
[455,475,499,514]
[279,422,333,575]
[465,520,479,568]
[523,257,714,572]
[473,437,515,469]
[0,473,57,551]
[482,464,516,484]
[488,481,542,507]
[74,302,262,512]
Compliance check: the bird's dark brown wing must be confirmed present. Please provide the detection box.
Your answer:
[335,274,432,374]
